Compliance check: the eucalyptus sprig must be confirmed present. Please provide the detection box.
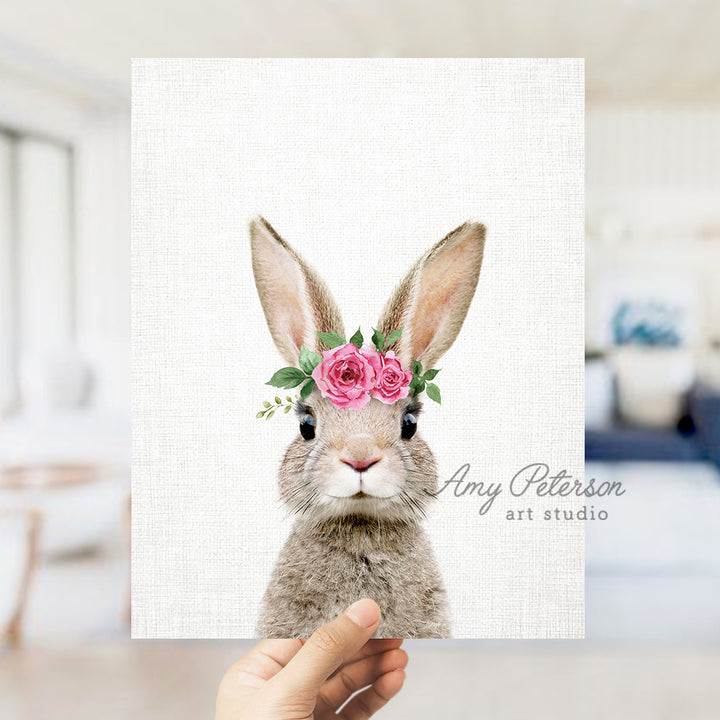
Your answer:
[256,394,296,420]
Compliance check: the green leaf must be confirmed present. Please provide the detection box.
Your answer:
[409,377,426,396]
[284,404,292,414]
[298,346,322,375]
[349,326,364,348]
[266,367,307,389]
[263,400,272,408]
[286,396,292,403]
[412,360,423,376]
[256,411,265,418]
[317,332,346,349]
[425,382,441,404]
[384,326,403,349]
[274,396,282,404]
[265,410,275,419]
[371,328,385,352]
[300,378,316,401]
[422,368,440,381]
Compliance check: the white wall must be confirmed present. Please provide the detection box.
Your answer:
[587,104,720,235]
[586,105,720,356]
[74,110,130,411]
[0,135,16,413]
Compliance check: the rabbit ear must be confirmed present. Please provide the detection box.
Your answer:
[378,222,486,369]
[250,216,344,365]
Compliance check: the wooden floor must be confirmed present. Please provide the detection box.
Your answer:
[2,641,720,719]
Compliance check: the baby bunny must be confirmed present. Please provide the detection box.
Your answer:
[251,217,486,638]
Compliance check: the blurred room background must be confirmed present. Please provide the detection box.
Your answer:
[1,1,719,718]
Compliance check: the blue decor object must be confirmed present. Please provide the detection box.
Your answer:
[612,301,683,347]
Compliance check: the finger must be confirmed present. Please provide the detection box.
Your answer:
[339,669,406,720]
[252,639,304,671]
[318,648,408,712]
[329,638,403,677]
[223,639,303,689]
[216,641,300,720]
[266,599,381,702]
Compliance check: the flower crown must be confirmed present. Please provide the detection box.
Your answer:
[257,327,441,418]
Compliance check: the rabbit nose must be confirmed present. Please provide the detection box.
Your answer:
[340,457,381,473]
[340,435,382,473]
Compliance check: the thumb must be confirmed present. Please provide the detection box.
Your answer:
[267,599,381,702]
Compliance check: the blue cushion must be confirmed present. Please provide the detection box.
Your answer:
[690,384,720,466]
[586,427,703,462]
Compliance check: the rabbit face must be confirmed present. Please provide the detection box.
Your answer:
[250,216,485,526]
[279,394,438,524]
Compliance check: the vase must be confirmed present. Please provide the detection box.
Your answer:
[613,346,695,428]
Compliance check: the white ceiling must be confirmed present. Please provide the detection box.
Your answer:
[0,0,719,103]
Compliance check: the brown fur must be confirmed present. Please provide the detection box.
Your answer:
[257,515,449,638]
[250,217,486,638]
[250,217,345,361]
[378,221,486,368]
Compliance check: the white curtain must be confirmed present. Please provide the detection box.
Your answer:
[16,138,73,359]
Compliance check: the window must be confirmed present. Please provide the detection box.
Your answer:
[0,128,75,415]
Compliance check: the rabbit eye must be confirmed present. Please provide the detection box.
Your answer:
[401,412,417,440]
[299,415,315,441]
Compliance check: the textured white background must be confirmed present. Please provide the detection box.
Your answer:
[132,58,585,639]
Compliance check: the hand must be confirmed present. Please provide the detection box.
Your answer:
[215,599,407,719]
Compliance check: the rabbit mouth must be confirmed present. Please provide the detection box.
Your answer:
[325,490,398,500]
[311,490,429,524]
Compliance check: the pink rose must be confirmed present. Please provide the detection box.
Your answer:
[311,344,379,409]
[369,350,412,404]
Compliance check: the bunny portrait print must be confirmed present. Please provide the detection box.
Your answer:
[250,216,485,638]
[132,59,585,640]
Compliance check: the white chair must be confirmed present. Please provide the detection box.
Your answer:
[0,509,41,647]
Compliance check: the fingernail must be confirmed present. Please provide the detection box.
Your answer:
[345,599,380,628]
